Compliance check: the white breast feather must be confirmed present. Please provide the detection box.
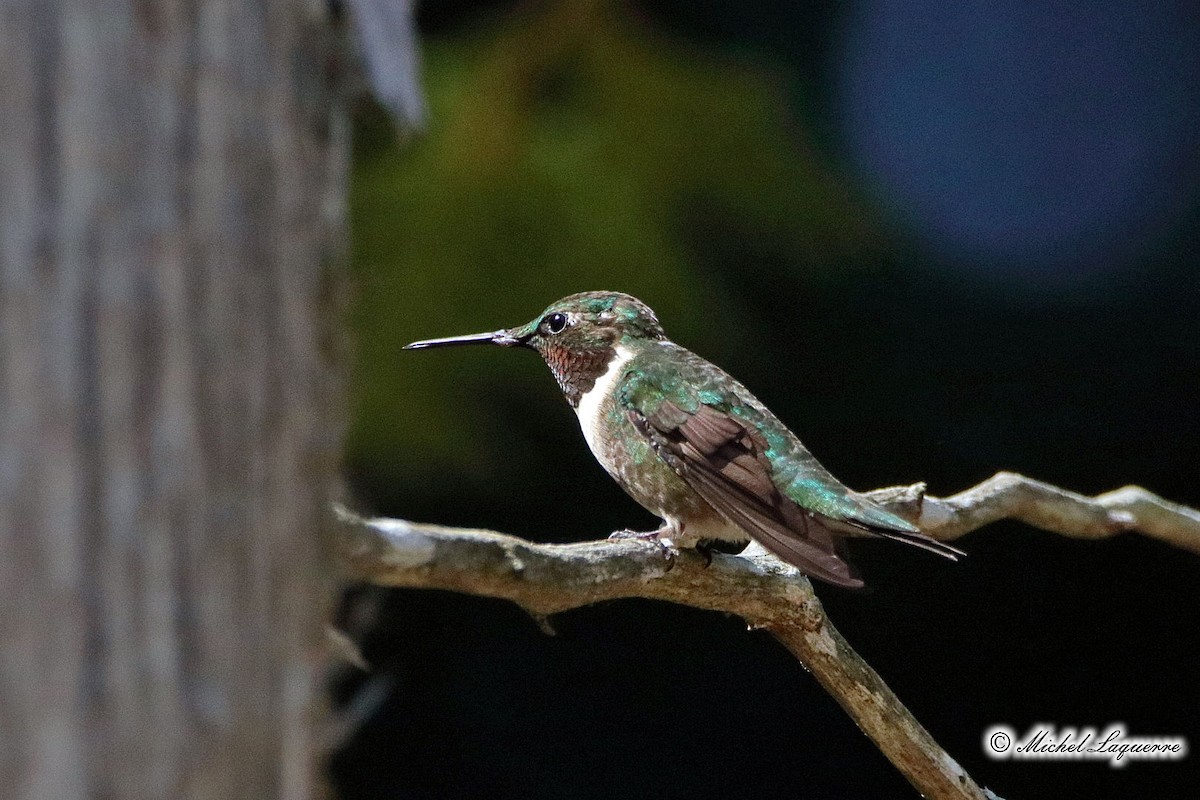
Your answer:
[575,345,634,456]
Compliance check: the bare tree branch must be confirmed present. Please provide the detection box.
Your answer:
[333,473,1200,799]
[862,471,1200,554]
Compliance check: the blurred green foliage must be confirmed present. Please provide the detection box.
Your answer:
[347,0,883,497]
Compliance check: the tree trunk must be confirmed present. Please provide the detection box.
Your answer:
[0,1,348,798]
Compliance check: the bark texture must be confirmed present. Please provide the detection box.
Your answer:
[0,2,348,798]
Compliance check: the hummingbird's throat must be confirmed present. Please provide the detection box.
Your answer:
[543,343,618,407]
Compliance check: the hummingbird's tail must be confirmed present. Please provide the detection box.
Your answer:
[857,525,965,560]
[832,495,965,560]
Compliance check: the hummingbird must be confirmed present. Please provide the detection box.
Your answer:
[405,291,961,588]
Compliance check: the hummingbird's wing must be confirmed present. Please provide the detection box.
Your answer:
[624,396,864,588]
[620,349,959,586]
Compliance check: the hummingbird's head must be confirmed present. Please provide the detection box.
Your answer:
[510,291,666,351]
[405,291,666,405]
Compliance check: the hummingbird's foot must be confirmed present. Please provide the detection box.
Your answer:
[608,528,677,570]
[693,538,742,568]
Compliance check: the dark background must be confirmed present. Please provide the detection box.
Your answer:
[330,1,1200,797]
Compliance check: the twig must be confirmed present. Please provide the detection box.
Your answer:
[862,471,1200,554]
[333,473,1200,798]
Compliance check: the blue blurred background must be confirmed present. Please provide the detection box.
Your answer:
[333,1,1200,797]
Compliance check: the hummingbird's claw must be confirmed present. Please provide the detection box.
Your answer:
[608,528,677,570]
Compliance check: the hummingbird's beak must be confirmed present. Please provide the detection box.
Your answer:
[403,329,521,350]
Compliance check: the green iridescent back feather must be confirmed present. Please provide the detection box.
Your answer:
[617,341,921,534]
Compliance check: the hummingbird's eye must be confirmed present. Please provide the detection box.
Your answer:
[543,312,569,334]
